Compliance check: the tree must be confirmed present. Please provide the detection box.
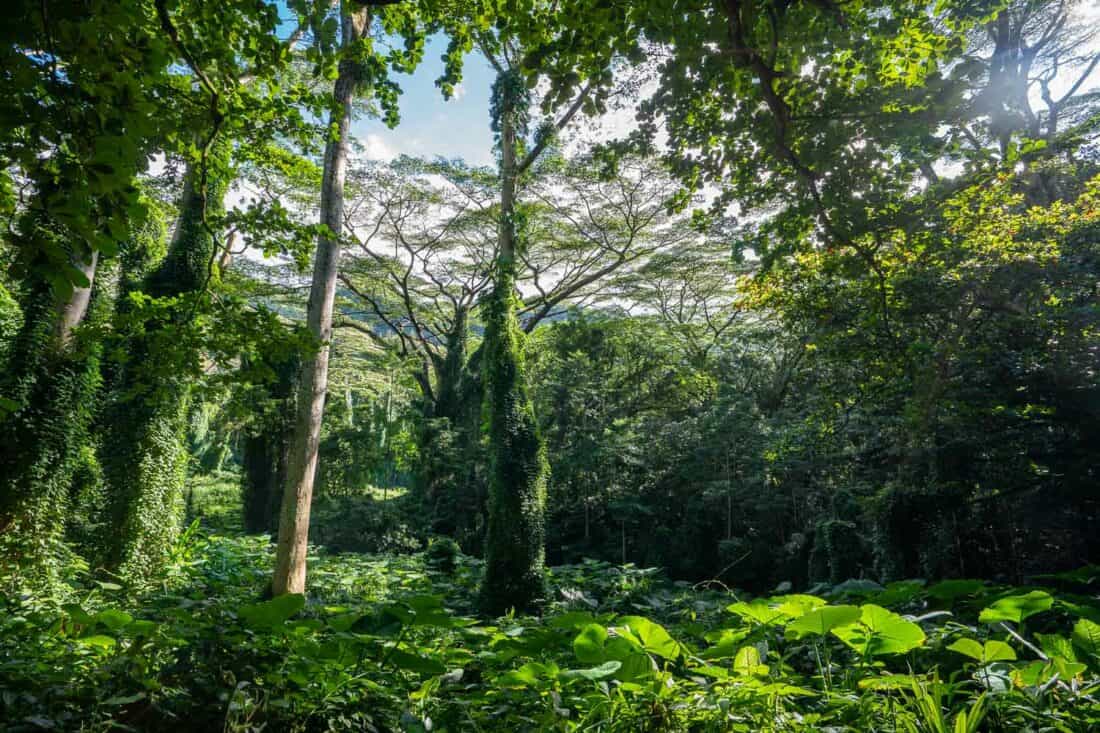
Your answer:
[273,0,433,595]
[274,2,372,596]
[334,154,696,547]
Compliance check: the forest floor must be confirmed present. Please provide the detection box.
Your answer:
[2,479,1099,731]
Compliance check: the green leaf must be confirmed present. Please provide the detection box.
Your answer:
[926,579,985,601]
[238,593,306,628]
[560,660,621,680]
[1011,660,1052,687]
[328,612,363,632]
[732,645,769,676]
[1036,633,1077,663]
[497,662,557,687]
[1072,618,1100,666]
[947,638,1015,663]
[727,599,789,626]
[77,635,116,649]
[701,628,750,659]
[573,623,608,663]
[786,605,861,639]
[774,594,826,619]
[92,609,133,631]
[549,611,596,629]
[832,604,926,656]
[946,638,983,661]
[388,649,446,675]
[978,591,1053,624]
[616,616,680,660]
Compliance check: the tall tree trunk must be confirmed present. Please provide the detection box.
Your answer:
[0,195,109,584]
[272,4,369,596]
[479,70,550,615]
[100,151,228,580]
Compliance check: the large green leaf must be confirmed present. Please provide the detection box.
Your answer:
[1072,618,1100,667]
[785,605,860,639]
[91,609,133,632]
[573,623,608,664]
[727,599,790,627]
[947,638,1016,664]
[238,593,306,629]
[774,594,826,619]
[978,591,1053,624]
[832,604,926,656]
[616,616,680,660]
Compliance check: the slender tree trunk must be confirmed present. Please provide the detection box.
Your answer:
[479,70,550,615]
[272,5,369,596]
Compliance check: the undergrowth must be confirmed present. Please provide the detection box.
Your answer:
[2,527,1099,731]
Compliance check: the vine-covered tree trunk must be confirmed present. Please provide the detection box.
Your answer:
[273,4,369,596]
[416,307,488,550]
[479,71,550,615]
[0,266,108,585]
[0,189,110,585]
[100,153,227,581]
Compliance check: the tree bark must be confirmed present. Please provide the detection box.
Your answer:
[480,70,550,614]
[273,4,369,596]
[56,251,100,346]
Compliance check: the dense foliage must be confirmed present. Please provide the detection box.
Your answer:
[4,515,1100,731]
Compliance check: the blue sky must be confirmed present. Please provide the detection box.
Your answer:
[272,3,498,166]
[352,35,497,166]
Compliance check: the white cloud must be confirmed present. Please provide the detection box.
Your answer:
[359,133,396,162]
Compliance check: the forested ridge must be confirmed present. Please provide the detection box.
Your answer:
[1,0,1099,730]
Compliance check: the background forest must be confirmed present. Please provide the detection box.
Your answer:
[2,0,1100,730]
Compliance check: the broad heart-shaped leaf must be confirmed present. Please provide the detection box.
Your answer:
[573,623,608,664]
[238,593,306,629]
[560,660,621,681]
[832,604,926,656]
[616,616,680,660]
[947,638,1016,664]
[946,638,983,661]
[604,637,654,681]
[1072,618,1100,666]
[785,605,860,639]
[727,599,790,627]
[774,594,826,619]
[978,591,1053,624]
[91,609,133,631]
